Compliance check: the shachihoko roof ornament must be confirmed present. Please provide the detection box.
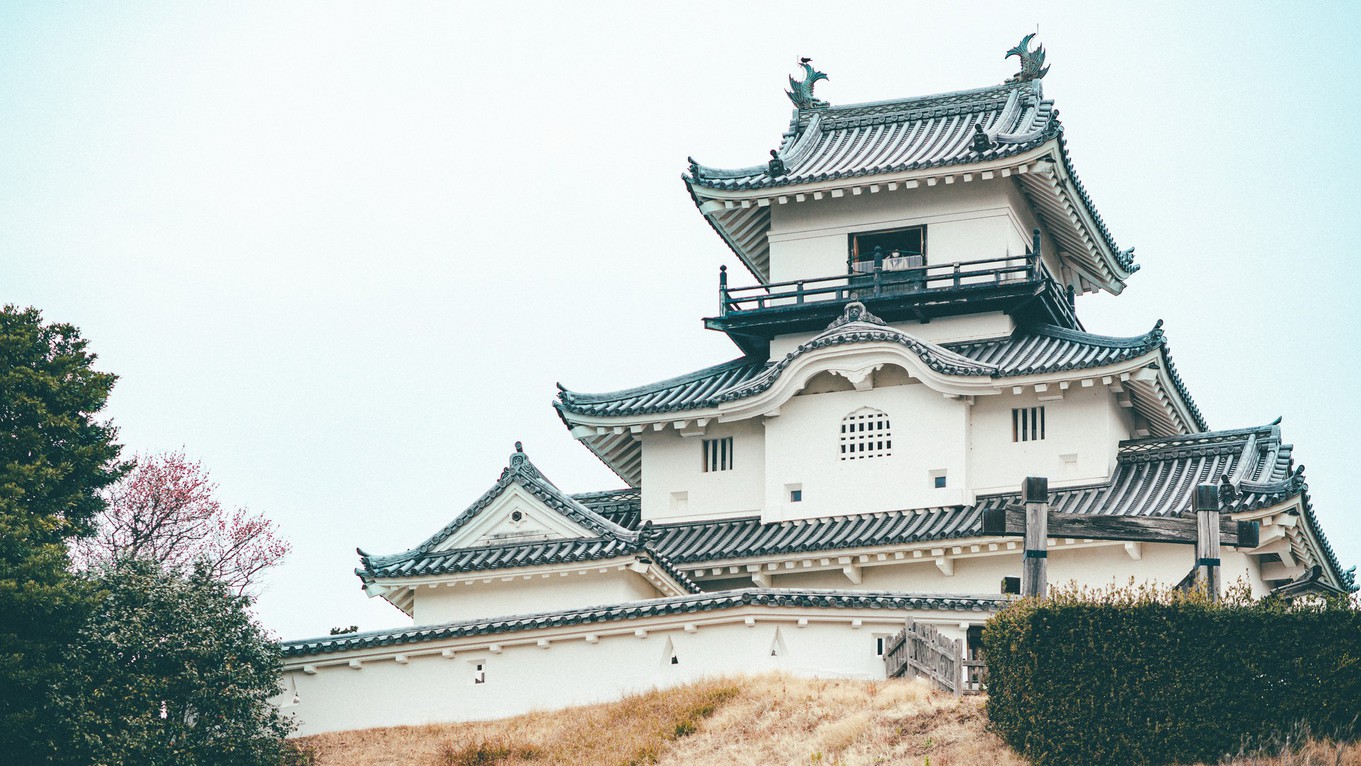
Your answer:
[786,57,829,109]
[1005,33,1050,83]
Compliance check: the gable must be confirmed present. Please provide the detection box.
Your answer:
[431,483,600,552]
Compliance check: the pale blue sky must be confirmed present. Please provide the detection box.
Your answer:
[3,3,1358,639]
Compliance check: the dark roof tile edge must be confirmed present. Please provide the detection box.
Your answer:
[280,589,1007,657]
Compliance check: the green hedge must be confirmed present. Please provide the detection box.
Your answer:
[981,584,1361,766]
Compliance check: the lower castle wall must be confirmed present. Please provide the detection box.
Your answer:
[274,607,975,737]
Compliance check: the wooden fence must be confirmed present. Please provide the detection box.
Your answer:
[884,619,987,695]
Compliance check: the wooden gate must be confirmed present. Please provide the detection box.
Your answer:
[884,619,986,695]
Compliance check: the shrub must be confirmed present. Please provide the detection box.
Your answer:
[49,559,295,766]
[982,583,1361,766]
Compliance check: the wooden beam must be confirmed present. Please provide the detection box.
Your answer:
[982,505,1259,548]
[1194,484,1221,601]
[1022,477,1048,599]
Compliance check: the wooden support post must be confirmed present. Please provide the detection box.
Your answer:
[1029,227,1042,280]
[1194,484,1221,601]
[1021,477,1048,599]
[718,265,728,316]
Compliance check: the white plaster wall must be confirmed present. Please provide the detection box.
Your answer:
[640,419,765,523]
[412,569,661,625]
[969,385,1132,495]
[765,179,1040,284]
[769,313,1014,358]
[763,379,969,522]
[276,610,968,737]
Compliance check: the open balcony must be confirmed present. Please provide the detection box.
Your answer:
[705,243,1080,357]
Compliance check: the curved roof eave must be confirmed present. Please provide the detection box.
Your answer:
[684,82,1137,292]
[557,318,1200,484]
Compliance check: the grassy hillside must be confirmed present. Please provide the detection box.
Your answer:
[292,675,1358,766]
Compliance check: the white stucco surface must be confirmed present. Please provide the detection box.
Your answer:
[969,384,1132,496]
[640,419,765,523]
[276,607,973,737]
[411,567,662,625]
[763,378,968,521]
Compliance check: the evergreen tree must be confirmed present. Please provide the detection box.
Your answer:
[52,560,294,766]
[0,305,126,761]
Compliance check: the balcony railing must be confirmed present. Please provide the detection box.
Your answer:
[718,251,1042,316]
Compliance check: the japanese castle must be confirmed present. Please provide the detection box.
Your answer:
[275,40,1352,735]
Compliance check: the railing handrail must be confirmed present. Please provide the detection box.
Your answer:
[729,252,1035,296]
[718,250,1046,317]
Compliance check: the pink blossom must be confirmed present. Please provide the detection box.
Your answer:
[72,451,290,596]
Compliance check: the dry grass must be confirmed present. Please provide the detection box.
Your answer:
[293,674,1360,766]
[291,679,738,766]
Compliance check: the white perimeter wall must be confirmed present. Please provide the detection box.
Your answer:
[276,608,971,737]
[413,568,661,624]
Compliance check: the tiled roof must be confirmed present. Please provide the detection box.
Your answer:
[557,321,1185,419]
[360,537,643,578]
[652,507,980,564]
[281,588,1006,658]
[355,447,704,595]
[556,357,769,418]
[948,323,1163,376]
[683,79,1134,287]
[358,448,630,570]
[566,422,1347,590]
[688,82,1053,192]
[572,488,641,529]
[558,317,1205,484]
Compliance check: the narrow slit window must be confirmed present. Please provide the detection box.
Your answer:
[840,408,892,460]
[1012,406,1046,442]
[702,437,734,472]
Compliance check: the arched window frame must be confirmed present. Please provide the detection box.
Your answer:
[840,407,892,460]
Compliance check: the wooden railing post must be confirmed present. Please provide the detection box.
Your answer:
[1194,484,1221,601]
[1029,228,1043,281]
[1022,476,1049,599]
[718,265,728,316]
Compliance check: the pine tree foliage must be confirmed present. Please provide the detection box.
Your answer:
[52,559,295,766]
[0,305,126,761]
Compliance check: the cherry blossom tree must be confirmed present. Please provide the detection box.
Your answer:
[73,451,290,595]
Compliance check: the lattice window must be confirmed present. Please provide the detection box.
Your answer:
[840,408,892,460]
[702,437,733,472]
[1012,406,1046,442]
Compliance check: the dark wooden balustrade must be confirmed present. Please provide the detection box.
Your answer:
[720,252,1042,316]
